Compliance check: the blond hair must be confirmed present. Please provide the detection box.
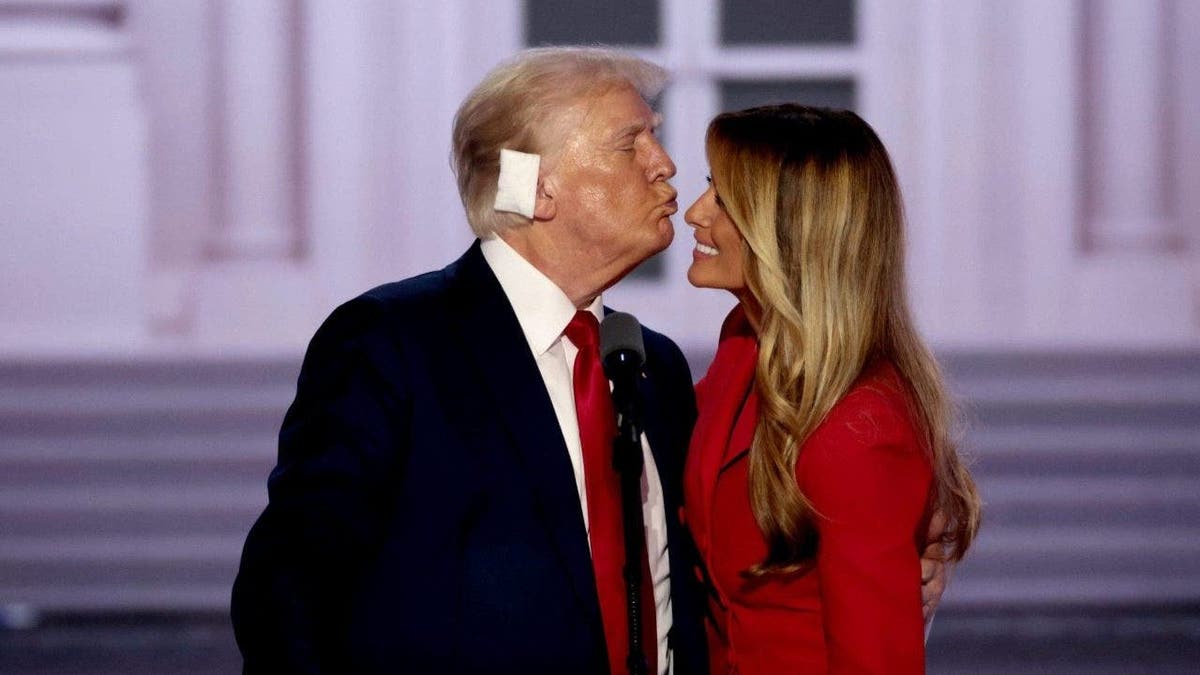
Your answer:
[706,104,981,574]
[451,47,667,237]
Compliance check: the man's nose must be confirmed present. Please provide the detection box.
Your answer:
[648,140,676,181]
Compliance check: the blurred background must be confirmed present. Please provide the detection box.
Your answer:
[1,0,1198,673]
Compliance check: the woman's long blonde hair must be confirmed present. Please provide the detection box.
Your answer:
[707,104,980,574]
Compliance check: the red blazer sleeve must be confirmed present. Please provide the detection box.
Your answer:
[799,389,932,674]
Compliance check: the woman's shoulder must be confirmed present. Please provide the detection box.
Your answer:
[805,360,923,457]
[798,359,932,502]
[835,359,913,415]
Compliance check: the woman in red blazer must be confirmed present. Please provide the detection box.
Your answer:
[681,105,981,674]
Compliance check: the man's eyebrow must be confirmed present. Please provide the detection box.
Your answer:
[613,122,647,140]
[613,115,663,141]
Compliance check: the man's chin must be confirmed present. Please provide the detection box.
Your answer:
[606,225,674,286]
[652,216,675,251]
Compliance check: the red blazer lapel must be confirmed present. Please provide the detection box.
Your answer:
[686,307,758,553]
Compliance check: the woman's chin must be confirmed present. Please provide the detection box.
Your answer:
[687,267,719,290]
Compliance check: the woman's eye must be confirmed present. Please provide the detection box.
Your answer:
[705,175,725,208]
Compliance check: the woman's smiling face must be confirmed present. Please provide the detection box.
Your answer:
[685,177,748,294]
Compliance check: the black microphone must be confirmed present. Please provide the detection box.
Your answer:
[599,312,650,675]
[600,311,646,438]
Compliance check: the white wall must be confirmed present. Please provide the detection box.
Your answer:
[1,0,1197,359]
[0,2,147,355]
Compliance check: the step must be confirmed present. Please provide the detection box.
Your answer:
[955,527,1200,580]
[0,583,235,612]
[0,432,278,462]
[0,483,268,512]
[945,574,1200,607]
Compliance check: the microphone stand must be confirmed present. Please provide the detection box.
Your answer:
[609,351,649,675]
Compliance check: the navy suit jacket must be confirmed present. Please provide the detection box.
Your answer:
[232,241,707,674]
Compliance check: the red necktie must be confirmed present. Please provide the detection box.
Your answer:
[565,311,657,675]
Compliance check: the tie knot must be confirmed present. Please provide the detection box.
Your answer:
[565,310,600,350]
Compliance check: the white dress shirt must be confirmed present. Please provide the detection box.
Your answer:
[481,236,673,674]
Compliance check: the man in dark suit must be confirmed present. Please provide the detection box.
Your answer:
[232,47,706,674]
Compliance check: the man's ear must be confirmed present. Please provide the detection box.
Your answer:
[533,175,556,221]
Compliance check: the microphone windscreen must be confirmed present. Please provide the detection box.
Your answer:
[600,312,645,365]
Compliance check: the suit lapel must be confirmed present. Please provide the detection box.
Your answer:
[639,360,677,500]
[688,325,758,547]
[446,242,603,631]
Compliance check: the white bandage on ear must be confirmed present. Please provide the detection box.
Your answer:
[494,148,541,219]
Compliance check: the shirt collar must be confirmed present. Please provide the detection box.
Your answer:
[480,235,604,356]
